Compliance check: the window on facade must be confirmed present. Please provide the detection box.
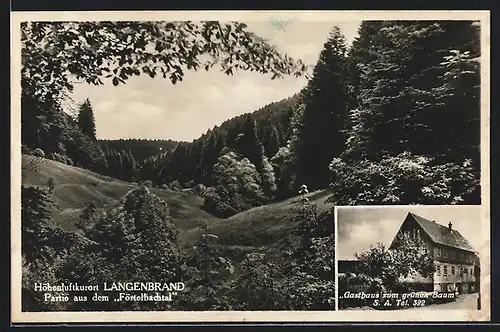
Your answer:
[451,266,455,275]
[470,268,473,275]
[451,251,455,259]
[443,266,448,276]
[443,249,447,258]
[460,252,464,260]
[436,265,440,276]
[435,248,440,257]
[464,268,468,276]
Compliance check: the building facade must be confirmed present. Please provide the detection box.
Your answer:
[389,212,478,294]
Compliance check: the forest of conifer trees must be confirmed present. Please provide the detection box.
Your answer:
[137,20,481,214]
[19,19,482,312]
[21,20,481,215]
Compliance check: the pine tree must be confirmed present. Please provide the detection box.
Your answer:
[189,139,204,183]
[195,134,218,184]
[329,20,481,205]
[116,150,124,180]
[197,132,227,186]
[288,26,349,191]
[344,21,385,113]
[77,99,97,140]
[344,21,480,163]
[119,149,137,181]
[128,150,137,180]
[264,125,281,157]
[183,225,233,310]
[236,115,264,171]
[236,115,278,199]
[22,185,56,264]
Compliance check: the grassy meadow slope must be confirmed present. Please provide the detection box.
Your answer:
[21,155,217,239]
[21,155,333,253]
[207,190,334,247]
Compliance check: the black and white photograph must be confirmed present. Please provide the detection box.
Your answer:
[336,206,482,311]
[11,10,490,323]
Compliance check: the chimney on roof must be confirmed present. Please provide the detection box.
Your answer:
[448,222,452,231]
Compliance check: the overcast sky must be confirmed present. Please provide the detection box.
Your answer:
[337,206,484,261]
[68,20,361,141]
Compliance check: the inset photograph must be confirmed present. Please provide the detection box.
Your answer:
[13,11,488,323]
[336,206,481,311]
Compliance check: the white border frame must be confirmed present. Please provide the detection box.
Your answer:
[10,10,491,323]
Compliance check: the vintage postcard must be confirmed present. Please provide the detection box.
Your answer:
[11,10,490,323]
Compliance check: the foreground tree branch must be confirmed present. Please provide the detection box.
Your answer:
[21,21,310,103]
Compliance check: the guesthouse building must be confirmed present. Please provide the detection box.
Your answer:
[389,212,478,294]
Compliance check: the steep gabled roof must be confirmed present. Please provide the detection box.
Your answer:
[408,212,475,253]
